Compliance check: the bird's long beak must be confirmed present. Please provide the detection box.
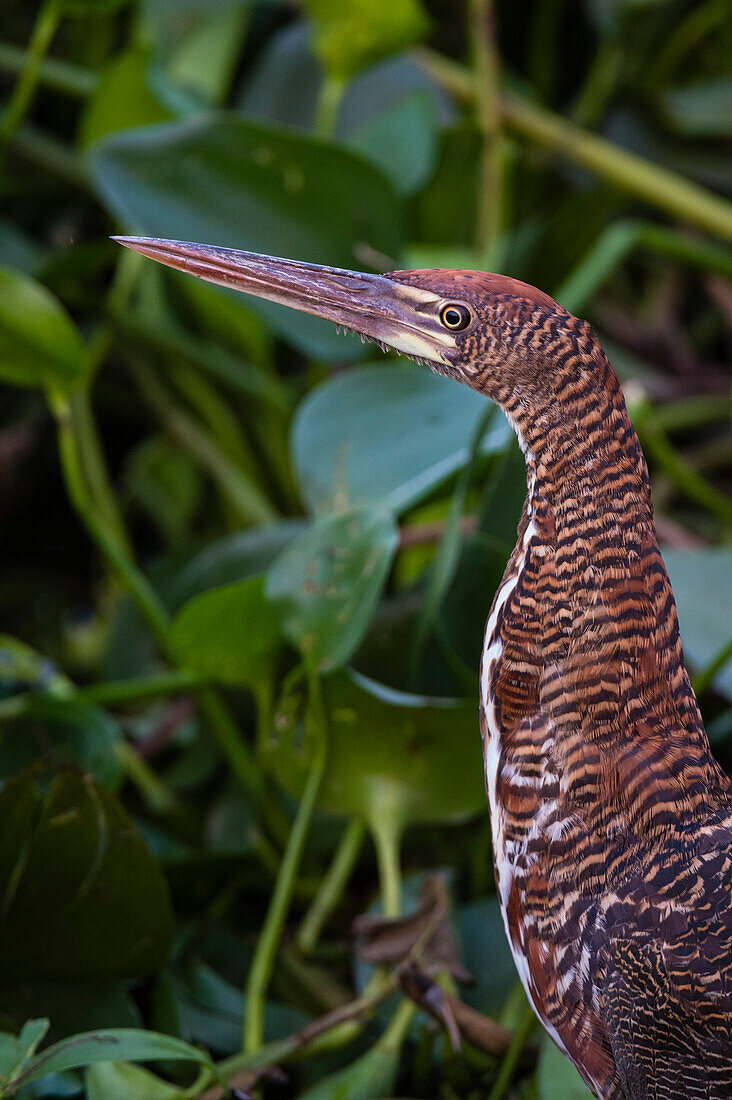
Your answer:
[113,237,456,366]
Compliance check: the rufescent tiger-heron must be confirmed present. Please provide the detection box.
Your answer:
[115,235,732,1100]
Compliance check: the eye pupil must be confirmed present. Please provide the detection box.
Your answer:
[440,304,470,331]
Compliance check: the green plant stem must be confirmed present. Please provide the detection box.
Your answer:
[0,0,61,152]
[130,361,278,526]
[51,389,172,651]
[380,996,416,1053]
[409,404,497,686]
[556,220,732,315]
[693,636,732,698]
[69,386,131,554]
[109,310,291,413]
[0,40,97,96]
[52,389,268,819]
[315,73,346,139]
[243,674,328,1053]
[571,40,623,128]
[296,817,366,956]
[487,998,535,1100]
[115,740,178,815]
[469,0,503,260]
[11,123,85,187]
[634,404,732,527]
[79,669,206,706]
[371,817,403,919]
[414,48,732,246]
[646,0,730,87]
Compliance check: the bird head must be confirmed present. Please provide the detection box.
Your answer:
[113,238,605,458]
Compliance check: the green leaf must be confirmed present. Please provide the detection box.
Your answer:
[0,1019,49,1089]
[344,90,438,195]
[169,521,307,606]
[12,1029,213,1094]
[85,1061,182,1100]
[0,266,87,395]
[292,363,510,515]
[0,696,123,789]
[79,47,174,149]
[124,435,203,548]
[264,671,486,832]
[172,961,309,1055]
[458,897,519,1016]
[170,577,283,689]
[537,1032,593,1099]
[664,548,732,700]
[266,509,399,673]
[298,1039,400,1099]
[661,79,732,138]
[89,116,403,359]
[163,3,249,106]
[437,534,509,675]
[303,0,430,81]
[0,769,174,984]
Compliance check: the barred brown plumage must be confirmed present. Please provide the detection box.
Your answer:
[114,236,732,1100]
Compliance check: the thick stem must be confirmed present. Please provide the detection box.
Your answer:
[115,740,178,815]
[243,674,328,1052]
[51,389,172,651]
[0,0,61,152]
[635,403,732,527]
[296,817,366,956]
[469,0,503,260]
[51,389,269,817]
[69,386,131,554]
[487,998,535,1100]
[79,669,206,706]
[693,636,732,698]
[0,40,97,96]
[414,49,732,246]
[314,73,346,139]
[131,361,278,526]
[371,816,403,919]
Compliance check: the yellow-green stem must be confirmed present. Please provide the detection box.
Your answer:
[487,997,535,1100]
[244,674,328,1052]
[0,0,60,152]
[315,73,346,139]
[296,817,366,955]
[414,48,732,246]
[469,0,503,260]
[371,817,403,919]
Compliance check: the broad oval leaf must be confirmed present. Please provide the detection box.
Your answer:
[266,509,399,672]
[168,521,306,606]
[298,1039,400,1100]
[263,670,486,831]
[0,769,174,984]
[292,363,511,514]
[344,90,438,195]
[170,576,283,689]
[664,548,732,700]
[14,1029,212,1093]
[0,266,87,394]
[79,47,174,149]
[89,116,403,358]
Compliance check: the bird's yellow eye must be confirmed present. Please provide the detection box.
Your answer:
[440,303,471,331]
